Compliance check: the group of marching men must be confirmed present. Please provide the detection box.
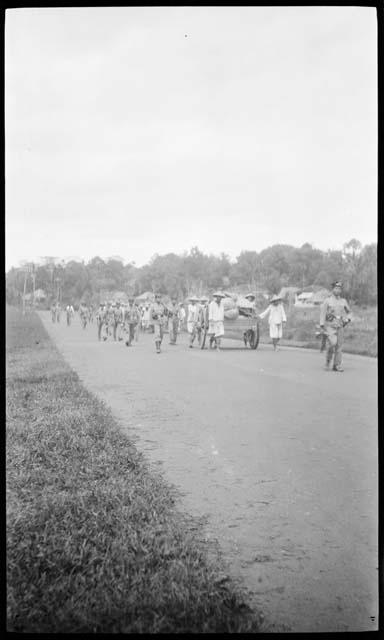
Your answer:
[50,280,351,370]
[92,294,210,353]
[91,291,260,354]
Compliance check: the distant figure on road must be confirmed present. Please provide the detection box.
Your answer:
[198,296,209,345]
[168,296,180,345]
[66,303,74,326]
[79,301,88,329]
[178,304,186,332]
[104,302,115,340]
[113,301,124,341]
[51,303,57,323]
[243,293,257,346]
[88,304,94,324]
[258,294,287,351]
[320,281,351,372]
[96,303,106,341]
[187,296,200,348]
[141,303,151,332]
[208,292,225,351]
[149,293,167,353]
[55,303,61,323]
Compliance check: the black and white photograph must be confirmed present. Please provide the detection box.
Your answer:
[5,6,378,633]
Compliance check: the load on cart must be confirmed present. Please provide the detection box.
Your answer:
[200,291,260,350]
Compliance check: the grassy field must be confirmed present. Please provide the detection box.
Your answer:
[6,306,263,633]
[257,305,377,357]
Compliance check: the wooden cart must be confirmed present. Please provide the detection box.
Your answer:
[200,309,260,350]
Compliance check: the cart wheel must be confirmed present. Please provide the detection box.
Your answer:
[201,327,207,349]
[250,324,260,350]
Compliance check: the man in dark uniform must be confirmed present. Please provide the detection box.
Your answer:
[124,297,141,346]
[104,301,115,340]
[149,293,167,353]
[168,296,180,345]
[320,281,351,372]
[113,301,124,341]
[79,301,88,329]
[96,302,106,341]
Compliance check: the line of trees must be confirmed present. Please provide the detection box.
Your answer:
[6,239,377,308]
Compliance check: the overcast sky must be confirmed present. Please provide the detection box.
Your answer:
[5,6,377,270]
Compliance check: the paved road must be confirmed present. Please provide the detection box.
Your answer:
[40,312,378,633]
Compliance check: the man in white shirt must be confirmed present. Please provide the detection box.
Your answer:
[187,296,200,348]
[65,303,74,326]
[208,292,225,351]
[178,304,186,332]
[258,294,287,351]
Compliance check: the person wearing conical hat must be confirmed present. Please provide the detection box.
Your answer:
[187,295,200,348]
[243,293,257,345]
[258,294,287,351]
[208,292,225,351]
[319,281,351,372]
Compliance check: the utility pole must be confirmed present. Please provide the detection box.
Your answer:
[31,263,36,308]
[22,269,27,315]
[55,277,61,304]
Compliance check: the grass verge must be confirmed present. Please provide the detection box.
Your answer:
[6,307,262,633]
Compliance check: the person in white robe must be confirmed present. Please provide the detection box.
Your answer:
[208,292,225,350]
[258,294,287,350]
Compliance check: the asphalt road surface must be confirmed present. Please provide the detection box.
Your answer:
[40,312,378,633]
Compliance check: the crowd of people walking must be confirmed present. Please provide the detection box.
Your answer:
[50,280,351,370]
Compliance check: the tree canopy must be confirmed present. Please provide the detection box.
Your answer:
[6,240,377,307]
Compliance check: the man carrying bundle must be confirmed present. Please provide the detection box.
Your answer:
[319,281,351,372]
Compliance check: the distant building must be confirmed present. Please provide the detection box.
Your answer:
[295,291,315,306]
[279,286,300,302]
[135,291,155,303]
[34,288,47,301]
[311,289,330,305]
[23,288,46,302]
